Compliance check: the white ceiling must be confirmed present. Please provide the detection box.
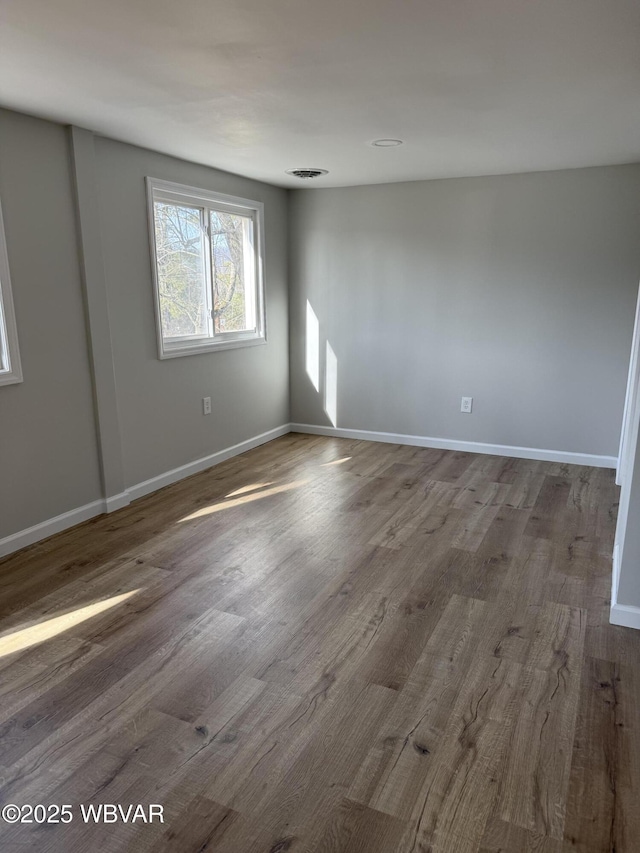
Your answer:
[1,0,639,188]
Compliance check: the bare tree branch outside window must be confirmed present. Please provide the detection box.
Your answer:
[154,202,207,338]
[149,180,264,357]
[210,211,249,333]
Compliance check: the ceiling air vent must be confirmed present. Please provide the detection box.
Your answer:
[285,168,328,179]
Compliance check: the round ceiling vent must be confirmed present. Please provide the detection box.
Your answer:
[285,168,329,179]
[370,139,404,147]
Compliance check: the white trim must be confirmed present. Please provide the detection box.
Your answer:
[0,425,290,559]
[127,424,290,501]
[610,545,640,631]
[0,500,106,559]
[0,422,617,561]
[290,423,617,469]
[610,603,640,630]
[611,543,620,607]
[147,177,265,214]
[0,196,23,387]
[145,177,267,360]
[104,492,131,513]
[617,282,640,485]
[159,336,267,358]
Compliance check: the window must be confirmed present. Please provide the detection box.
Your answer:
[0,197,22,386]
[147,178,266,358]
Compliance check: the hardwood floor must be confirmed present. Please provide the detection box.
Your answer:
[0,433,638,852]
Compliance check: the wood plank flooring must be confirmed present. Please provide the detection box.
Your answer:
[0,433,638,852]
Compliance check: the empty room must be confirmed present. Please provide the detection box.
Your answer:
[1,1,640,851]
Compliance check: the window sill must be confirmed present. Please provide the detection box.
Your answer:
[159,336,267,359]
[0,370,23,387]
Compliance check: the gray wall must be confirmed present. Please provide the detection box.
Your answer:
[93,137,289,488]
[2,104,640,550]
[0,108,289,542]
[0,109,102,537]
[289,167,640,457]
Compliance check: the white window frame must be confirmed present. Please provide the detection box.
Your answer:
[0,197,22,387]
[146,177,267,359]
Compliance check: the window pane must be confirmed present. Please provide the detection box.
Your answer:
[209,210,256,334]
[154,201,209,340]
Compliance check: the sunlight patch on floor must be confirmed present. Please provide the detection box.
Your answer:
[321,457,351,467]
[226,482,273,497]
[0,588,143,659]
[180,480,308,522]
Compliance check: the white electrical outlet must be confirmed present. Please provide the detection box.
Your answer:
[203,396,212,415]
[461,396,473,413]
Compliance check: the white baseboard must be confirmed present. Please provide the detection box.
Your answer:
[126,424,291,502]
[290,423,617,469]
[610,603,640,630]
[104,492,131,513]
[0,421,618,562]
[0,499,107,559]
[0,424,290,560]
[609,543,640,630]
